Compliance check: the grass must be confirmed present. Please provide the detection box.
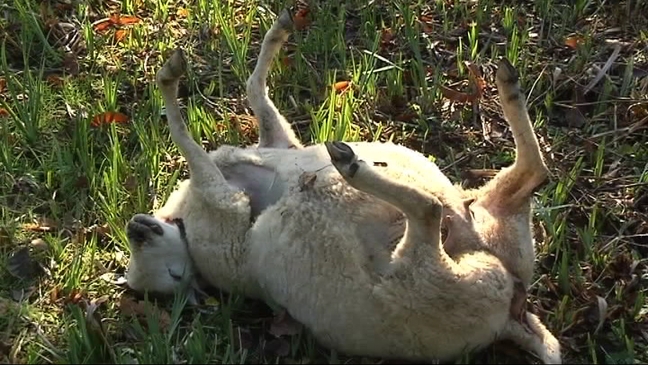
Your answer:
[1,0,647,363]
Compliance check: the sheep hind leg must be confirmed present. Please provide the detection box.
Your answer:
[502,312,561,364]
[478,58,549,214]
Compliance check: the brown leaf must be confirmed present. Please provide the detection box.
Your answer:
[62,52,79,75]
[85,295,109,332]
[269,309,302,337]
[91,111,129,127]
[420,15,434,34]
[119,295,171,331]
[264,338,290,357]
[380,27,394,44]
[0,297,18,316]
[563,106,587,128]
[298,172,317,192]
[22,216,58,232]
[0,108,9,118]
[0,77,6,92]
[440,62,486,104]
[50,286,60,303]
[66,288,85,304]
[7,246,44,281]
[232,327,255,351]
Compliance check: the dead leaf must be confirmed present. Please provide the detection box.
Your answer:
[119,295,171,331]
[114,14,140,26]
[87,223,111,237]
[0,297,18,316]
[380,27,395,44]
[420,14,434,34]
[440,62,486,104]
[269,309,303,337]
[46,75,64,87]
[333,81,351,93]
[176,8,189,18]
[100,272,127,285]
[564,35,584,49]
[281,55,294,67]
[298,172,317,192]
[293,6,311,30]
[232,327,255,351]
[62,52,79,75]
[30,238,48,252]
[114,29,129,43]
[93,14,140,33]
[564,105,587,128]
[85,295,109,332]
[6,246,44,281]
[21,217,58,232]
[0,109,9,118]
[66,288,85,304]
[264,338,290,357]
[50,286,60,303]
[594,295,608,334]
[0,78,5,92]
[93,19,112,32]
[91,111,129,127]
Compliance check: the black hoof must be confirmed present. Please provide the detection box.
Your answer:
[127,214,164,242]
[496,58,519,84]
[325,141,356,164]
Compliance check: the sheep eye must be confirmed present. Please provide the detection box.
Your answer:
[168,268,182,281]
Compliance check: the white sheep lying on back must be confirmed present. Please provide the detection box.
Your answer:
[124,8,561,364]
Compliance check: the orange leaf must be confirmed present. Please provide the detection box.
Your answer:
[93,19,113,32]
[440,86,475,103]
[293,7,311,30]
[115,29,129,42]
[420,15,434,34]
[91,111,129,127]
[564,35,583,49]
[380,27,395,44]
[176,7,189,18]
[0,108,9,118]
[464,61,486,99]
[333,81,351,93]
[116,15,140,25]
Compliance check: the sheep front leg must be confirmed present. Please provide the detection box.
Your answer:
[325,141,446,267]
[246,9,303,149]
